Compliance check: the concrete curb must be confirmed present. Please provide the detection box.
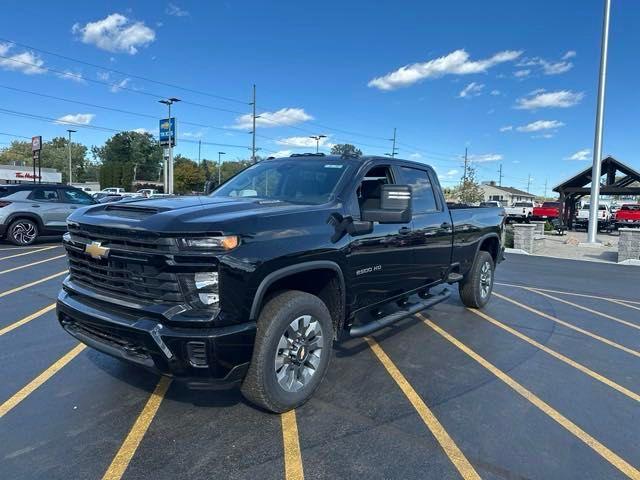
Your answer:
[505,248,529,255]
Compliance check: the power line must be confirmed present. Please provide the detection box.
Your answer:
[0,37,249,106]
[0,54,246,115]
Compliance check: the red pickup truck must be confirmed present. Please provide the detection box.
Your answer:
[615,204,640,229]
[532,201,561,220]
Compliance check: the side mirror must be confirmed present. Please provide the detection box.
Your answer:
[361,185,412,224]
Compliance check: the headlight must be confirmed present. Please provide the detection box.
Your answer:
[182,271,220,310]
[179,236,239,251]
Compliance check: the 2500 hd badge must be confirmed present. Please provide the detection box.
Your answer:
[57,154,505,413]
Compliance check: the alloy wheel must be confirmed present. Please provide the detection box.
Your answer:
[12,221,37,245]
[479,261,493,298]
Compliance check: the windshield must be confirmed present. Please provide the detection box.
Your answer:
[621,205,640,211]
[514,202,531,207]
[211,158,354,205]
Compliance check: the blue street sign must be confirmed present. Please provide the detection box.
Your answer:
[159,117,176,146]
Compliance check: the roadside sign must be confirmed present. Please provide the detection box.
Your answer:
[31,136,42,152]
[159,118,176,146]
[31,136,42,184]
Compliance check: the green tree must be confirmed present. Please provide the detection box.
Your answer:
[454,165,484,204]
[174,156,205,194]
[330,143,363,157]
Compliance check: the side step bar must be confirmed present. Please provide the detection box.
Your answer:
[348,288,451,338]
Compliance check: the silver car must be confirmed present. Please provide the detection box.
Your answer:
[0,184,96,245]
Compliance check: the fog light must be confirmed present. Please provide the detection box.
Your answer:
[198,292,219,305]
[195,272,218,289]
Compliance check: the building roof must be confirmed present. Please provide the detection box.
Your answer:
[482,184,534,197]
[553,156,640,192]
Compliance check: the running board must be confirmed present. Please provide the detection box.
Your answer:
[348,289,451,338]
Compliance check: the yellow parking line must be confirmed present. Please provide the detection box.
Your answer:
[0,245,59,261]
[0,343,85,418]
[366,337,481,480]
[102,377,172,480]
[417,313,640,480]
[528,289,640,331]
[467,308,640,403]
[495,282,640,306]
[0,303,56,336]
[0,270,67,298]
[493,292,640,359]
[281,410,305,480]
[0,254,66,275]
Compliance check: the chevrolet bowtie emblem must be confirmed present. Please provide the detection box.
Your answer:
[85,241,110,260]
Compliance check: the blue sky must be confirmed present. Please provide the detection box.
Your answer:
[0,0,639,195]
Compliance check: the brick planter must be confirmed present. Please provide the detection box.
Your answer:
[513,224,540,254]
[530,221,546,236]
[618,228,640,262]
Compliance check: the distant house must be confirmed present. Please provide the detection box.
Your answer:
[480,182,535,205]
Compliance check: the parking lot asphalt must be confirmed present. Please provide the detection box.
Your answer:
[0,241,639,480]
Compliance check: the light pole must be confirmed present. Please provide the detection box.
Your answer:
[159,97,180,194]
[218,151,225,185]
[66,129,76,185]
[309,135,326,153]
[586,0,612,244]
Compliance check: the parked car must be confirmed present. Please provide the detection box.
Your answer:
[532,201,561,220]
[480,200,505,208]
[575,203,612,231]
[0,184,96,245]
[100,187,127,195]
[137,189,160,197]
[615,204,640,229]
[505,201,535,222]
[57,154,505,412]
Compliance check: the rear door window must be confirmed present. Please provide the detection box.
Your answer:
[29,188,59,202]
[60,189,95,205]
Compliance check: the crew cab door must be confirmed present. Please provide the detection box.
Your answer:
[397,166,452,285]
[345,164,417,310]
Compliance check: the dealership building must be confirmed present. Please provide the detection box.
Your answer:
[0,164,62,184]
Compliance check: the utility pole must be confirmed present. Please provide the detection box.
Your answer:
[587,0,612,244]
[66,129,76,185]
[198,140,201,164]
[218,151,225,185]
[463,147,469,182]
[544,178,548,199]
[498,163,503,187]
[526,174,532,193]
[309,135,327,153]
[251,84,257,163]
[389,128,398,158]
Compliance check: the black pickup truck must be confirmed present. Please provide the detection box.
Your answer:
[57,154,505,412]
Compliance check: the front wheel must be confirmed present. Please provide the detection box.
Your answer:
[7,218,39,246]
[241,290,333,413]
[459,251,495,309]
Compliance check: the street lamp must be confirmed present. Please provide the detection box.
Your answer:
[218,151,226,185]
[309,135,327,153]
[159,97,180,194]
[66,129,76,185]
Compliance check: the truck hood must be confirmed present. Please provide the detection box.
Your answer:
[70,195,318,235]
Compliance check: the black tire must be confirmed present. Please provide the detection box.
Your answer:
[241,290,333,413]
[7,218,39,246]
[459,251,495,309]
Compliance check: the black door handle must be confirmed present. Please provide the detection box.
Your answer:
[398,227,411,235]
[31,204,40,208]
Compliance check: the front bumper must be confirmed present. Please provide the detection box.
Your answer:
[57,280,256,388]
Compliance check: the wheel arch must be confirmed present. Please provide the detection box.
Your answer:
[5,212,45,233]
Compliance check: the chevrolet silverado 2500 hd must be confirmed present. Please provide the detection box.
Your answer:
[57,154,505,412]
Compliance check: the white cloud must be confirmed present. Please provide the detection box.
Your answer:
[490,89,501,96]
[183,129,207,138]
[532,133,555,139]
[133,128,149,134]
[565,148,591,161]
[232,108,313,130]
[446,169,459,176]
[515,89,584,109]
[517,54,573,75]
[166,3,189,16]
[459,82,484,98]
[514,69,531,78]
[469,153,503,163]
[409,153,422,160]
[0,43,45,74]
[499,125,513,132]
[72,13,156,55]
[516,120,565,132]
[276,135,333,148]
[56,69,85,83]
[97,71,110,81]
[368,49,522,91]
[109,77,130,93]
[271,150,293,158]
[55,113,95,125]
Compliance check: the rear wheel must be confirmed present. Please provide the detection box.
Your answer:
[7,218,39,246]
[241,290,333,413]
[459,251,494,309]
